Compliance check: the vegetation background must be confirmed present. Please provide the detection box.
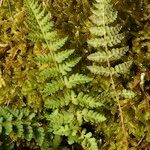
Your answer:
[0,0,149,149]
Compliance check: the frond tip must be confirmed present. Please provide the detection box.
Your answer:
[24,0,54,41]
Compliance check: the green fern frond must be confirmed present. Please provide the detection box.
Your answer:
[44,93,71,109]
[34,53,52,65]
[76,92,103,108]
[87,61,132,76]
[88,47,128,62]
[24,0,54,42]
[64,74,92,88]
[46,109,101,150]
[25,1,105,149]
[43,79,65,96]
[79,129,98,150]
[80,108,106,123]
[58,57,81,75]
[45,110,74,131]
[38,68,59,80]
[118,89,136,99]
[55,49,75,63]
[87,0,131,78]
[0,107,44,146]
[88,33,125,48]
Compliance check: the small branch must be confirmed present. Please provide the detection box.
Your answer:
[137,134,145,147]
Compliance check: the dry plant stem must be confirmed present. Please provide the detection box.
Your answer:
[0,0,3,7]
[137,134,145,146]
[107,60,128,149]
[102,3,128,149]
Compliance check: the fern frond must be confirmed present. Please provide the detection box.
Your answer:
[80,108,106,123]
[43,37,68,52]
[76,92,103,108]
[46,109,100,150]
[119,89,136,99]
[87,61,132,76]
[64,74,92,88]
[88,33,125,48]
[24,0,54,41]
[87,0,131,77]
[34,53,52,65]
[58,57,81,75]
[55,49,75,63]
[38,68,59,80]
[43,79,64,96]
[79,129,98,150]
[88,47,128,62]
[44,93,71,109]
[0,107,44,146]
[45,110,74,131]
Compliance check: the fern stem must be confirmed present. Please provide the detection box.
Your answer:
[102,2,128,149]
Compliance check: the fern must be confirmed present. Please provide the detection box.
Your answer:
[45,110,100,150]
[24,0,105,149]
[87,0,135,149]
[0,107,44,146]
[88,61,132,77]
[87,0,132,77]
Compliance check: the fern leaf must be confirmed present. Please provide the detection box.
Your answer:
[34,53,52,65]
[87,65,113,76]
[88,33,125,48]
[81,108,106,123]
[24,125,33,141]
[54,125,71,136]
[89,24,122,37]
[80,129,98,150]
[114,61,132,74]
[43,37,68,51]
[77,92,103,108]
[64,74,92,88]
[88,47,128,62]
[87,61,132,76]
[34,127,45,146]
[38,68,59,80]
[119,89,136,99]
[44,94,71,109]
[55,49,75,63]
[59,57,81,75]
[0,107,45,146]
[15,122,24,138]
[43,79,64,95]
